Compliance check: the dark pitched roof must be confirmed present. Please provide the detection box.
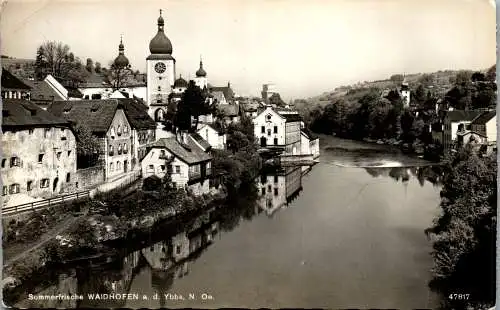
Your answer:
[218,104,239,117]
[209,86,234,101]
[1,68,32,90]
[445,110,482,122]
[26,79,65,101]
[189,133,211,151]
[48,100,121,134]
[457,130,486,138]
[116,98,156,130]
[79,73,111,88]
[471,111,496,125]
[66,87,83,98]
[282,113,302,123]
[301,127,317,140]
[152,136,212,165]
[2,99,70,129]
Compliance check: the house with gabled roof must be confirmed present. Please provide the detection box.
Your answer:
[48,100,133,182]
[253,106,302,156]
[141,133,213,195]
[1,68,32,100]
[196,123,226,150]
[442,110,483,151]
[1,99,77,205]
[217,104,240,125]
[471,110,496,144]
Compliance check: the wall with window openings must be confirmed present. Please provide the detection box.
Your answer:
[1,126,77,203]
[104,109,133,181]
[253,108,286,147]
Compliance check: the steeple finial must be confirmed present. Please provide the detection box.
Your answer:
[160,9,162,16]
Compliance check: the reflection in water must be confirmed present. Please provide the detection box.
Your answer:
[364,166,443,187]
[256,166,304,216]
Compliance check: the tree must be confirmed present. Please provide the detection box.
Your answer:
[486,64,496,82]
[74,123,101,168]
[390,74,404,84]
[86,58,94,73]
[413,84,427,107]
[471,71,486,82]
[417,73,435,87]
[268,93,286,107]
[426,147,496,309]
[174,80,209,132]
[95,62,102,73]
[105,61,132,91]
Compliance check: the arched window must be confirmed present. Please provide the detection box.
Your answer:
[118,144,122,154]
[109,145,114,155]
[110,162,114,171]
[117,125,122,135]
[123,143,128,153]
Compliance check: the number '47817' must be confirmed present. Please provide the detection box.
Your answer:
[449,294,470,300]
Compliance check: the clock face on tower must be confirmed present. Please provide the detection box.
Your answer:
[155,62,166,74]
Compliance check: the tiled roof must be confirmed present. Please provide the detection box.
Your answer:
[209,86,234,101]
[211,91,226,103]
[48,100,121,134]
[189,133,212,151]
[67,87,83,98]
[199,122,225,134]
[49,98,156,132]
[457,130,486,138]
[218,104,239,117]
[2,99,70,129]
[282,113,302,123]
[26,79,66,101]
[1,68,32,90]
[116,98,157,130]
[445,110,482,122]
[471,111,496,125]
[79,73,111,88]
[301,127,317,140]
[152,136,212,165]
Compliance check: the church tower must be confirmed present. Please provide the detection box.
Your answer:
[146,9,176,133]
[194,57,208,90]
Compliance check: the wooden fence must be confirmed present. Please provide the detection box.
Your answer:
[2,190,91,217]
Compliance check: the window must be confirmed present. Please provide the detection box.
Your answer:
[261,126,265,133]
[40,178,49,188]
[117,125,122,136]
[118,144,122,155]
[109,145,114,156]
[56,152,62,160]
[117,161,121,170]
[148,164,154,171]
[123,143,128,154]
[267,129,271,136]
[1,158,6,168]
[167,165,173,173]
[160,150,166,157]
[267,185,271,192]
[274,138,278,145]
[110,163,114,171]
[175,165,181,173]
[2,186,7,196]
[61,128,65,132]
[160,165,166,171]
[29,129,34,135]
[110,127,116,138]
[10,157,20,167]
[176,245,181,254]
[150,246,154,252]
[274,188,278,196]
[38,154,44,163]
[66,173,71,182]
[274,126,278,134]
[261,188,265,195]
[44,128,50,138]
[158,86,161,91]
[274,175,278,183]
[67,150,71,157]
[27,181,33,191]
[76,182,79,189]
[266,114,272,121]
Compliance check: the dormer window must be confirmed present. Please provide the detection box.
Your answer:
[117,125,122,136]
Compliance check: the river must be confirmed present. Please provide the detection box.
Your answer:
[14,135,444,309]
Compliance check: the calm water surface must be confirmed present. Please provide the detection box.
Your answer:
[16,136,443,309]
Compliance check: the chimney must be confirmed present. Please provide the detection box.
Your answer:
[227,81,230,88]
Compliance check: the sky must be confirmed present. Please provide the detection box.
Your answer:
[0,0,496,100]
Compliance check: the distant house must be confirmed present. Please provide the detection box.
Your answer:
[300,128,320,159]
[208,82,234,104]
[141,133,213,196]
[196,123,226,150]
[49,100,133,182]
[1,68,32,100]
[241,102,259,118]
[217,104,240,125]
[253,106,302,156]
[442,110,482,152]
[471,110,496,144]
[456,130,487,149]
[78,73,148,102]
[2,99,77,205]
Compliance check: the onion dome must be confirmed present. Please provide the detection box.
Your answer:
[196,60,207,77]
[114,36,129,68]
[149,10,173,54]
[174,75,188,88]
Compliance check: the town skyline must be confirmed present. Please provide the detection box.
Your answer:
[1,0,496,100]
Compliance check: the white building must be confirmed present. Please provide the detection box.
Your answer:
[442,110,482,151]
[141,133,213,196]
[2,100,77,205]
[194,59,208,90]
[300,129,320,159]
[471,111,496,144]
[196,123,226,150]
[253,106,301,156]
[256,167,302,216]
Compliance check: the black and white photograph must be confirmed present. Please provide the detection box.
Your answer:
[0,0,497,309]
